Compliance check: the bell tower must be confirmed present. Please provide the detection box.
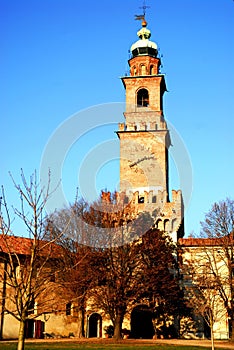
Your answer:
[117,17,184,241]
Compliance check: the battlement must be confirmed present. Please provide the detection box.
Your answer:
[101,189,184,241]
[118,120,167,132]
[118,111,167,133]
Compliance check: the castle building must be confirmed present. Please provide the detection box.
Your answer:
[117,18,184,242]
[0,13,231,342]
[0,15,185,342]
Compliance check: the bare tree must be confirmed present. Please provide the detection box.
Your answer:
[48,191,185,340]
[200,198,234,340]
[71,192,151,340]
[45,198,105,337]
[55,244,99,338]
[179,199,234,342]
[88,217,152,339]
[181,250,227,350]
[0,170,66,350]
[86,192,183,340]
[140,229,186,339]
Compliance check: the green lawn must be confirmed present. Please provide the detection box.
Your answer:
[0,342,227,350]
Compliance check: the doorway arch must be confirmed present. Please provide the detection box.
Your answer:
[88,313,102,338]
[131,304,154,339]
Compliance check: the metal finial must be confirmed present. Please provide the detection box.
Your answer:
[135,1,150,26]
[140,0,150,17]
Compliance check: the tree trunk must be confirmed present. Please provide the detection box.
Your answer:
[17,320,26,350]
[230,316,234,341]
[210,321,215,350]
[0,261,7,340]
[113,311,124,340]
[77,309,85,338]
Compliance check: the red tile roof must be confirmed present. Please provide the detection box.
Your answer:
[178,236,232,247]
[0,234,64,258]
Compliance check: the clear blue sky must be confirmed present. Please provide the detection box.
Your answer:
[1,0,234,236]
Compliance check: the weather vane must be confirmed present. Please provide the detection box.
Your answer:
[135,0,150,21]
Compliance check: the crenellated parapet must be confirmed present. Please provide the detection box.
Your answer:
[102,189,184,242]
[118,112,167,132]
[128,188,184,241]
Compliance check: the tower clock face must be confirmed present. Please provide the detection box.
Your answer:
[126,141,157,174]
[129,155,155,169]
[128,154,157,178]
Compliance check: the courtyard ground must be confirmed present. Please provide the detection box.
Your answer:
[0,338,233,350]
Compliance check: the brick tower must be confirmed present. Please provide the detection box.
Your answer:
[117,18,184,241]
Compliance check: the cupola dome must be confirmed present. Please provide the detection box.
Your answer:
[130,20,158,58]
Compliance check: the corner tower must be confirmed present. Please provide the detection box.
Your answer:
[117,18,184,241]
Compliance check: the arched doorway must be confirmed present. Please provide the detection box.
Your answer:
[88,313,102,338]
[131,305,154,339]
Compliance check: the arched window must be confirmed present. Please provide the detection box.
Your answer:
[164,219,170,232]
[137,89,149,107]
[140,64,146,75]
[150,65,154,75]
[152,195,156,203]
[156,219,163,231]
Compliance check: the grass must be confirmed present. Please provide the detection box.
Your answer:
[0,340,230,350]
[0,345,208,350]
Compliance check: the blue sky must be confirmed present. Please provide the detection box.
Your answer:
[1,0,234,236]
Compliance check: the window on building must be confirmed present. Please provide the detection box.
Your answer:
[138,196,144,204]
[164,219,170,232]
[150,65,154,75]
[140,64,146,75]
[10,264,20,278]
[152,196,156,203]
[137,89,149,107]
[27,295,35,315]
[66,302,72,316]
